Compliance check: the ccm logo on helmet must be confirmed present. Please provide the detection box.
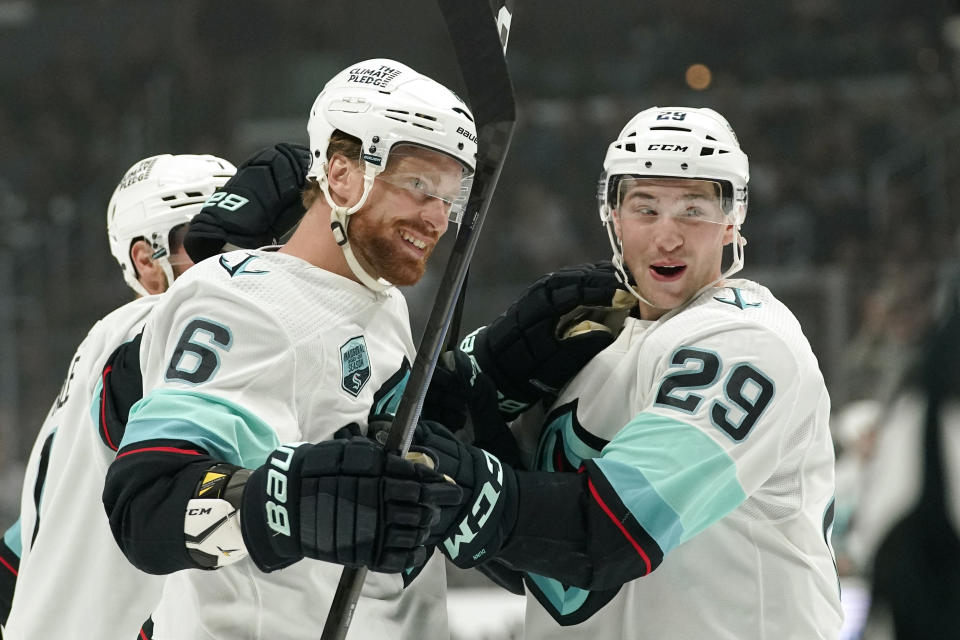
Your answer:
[648,144,689,152]
[264,445,297,537]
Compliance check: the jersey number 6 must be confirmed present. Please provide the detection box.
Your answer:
[165,318,233,385]
[655,347,774,441]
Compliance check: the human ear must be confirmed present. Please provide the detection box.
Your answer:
[722,223,735,246]
[326,154,361,207]
[129,240,167,295]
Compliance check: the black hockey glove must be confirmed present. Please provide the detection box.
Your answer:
[184,142,310,262]
[413,420,519,569]
[240,438,462,574]
[423,261,628,424]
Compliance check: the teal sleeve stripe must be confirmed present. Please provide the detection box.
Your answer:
[596,411,747,547]
[592,457,686,553]
[559,413,603,463]
[121,389,281,467]
[527,572,590,614]
[3,519,21,557]
[89,376,103,429]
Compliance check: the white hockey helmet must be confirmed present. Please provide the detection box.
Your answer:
[107,154,236,297]
[306,58,477,291]
[598,107,750,305]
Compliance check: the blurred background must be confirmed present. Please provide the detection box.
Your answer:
[2,1,960,638]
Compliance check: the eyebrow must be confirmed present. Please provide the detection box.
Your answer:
[622,189,717,202]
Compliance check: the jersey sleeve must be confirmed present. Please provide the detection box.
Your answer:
[103,280,302,574]
[0,521,21,628]
[587,322,804,563]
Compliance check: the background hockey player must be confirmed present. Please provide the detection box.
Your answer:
[1,153,236,640]
[416,106,844,638]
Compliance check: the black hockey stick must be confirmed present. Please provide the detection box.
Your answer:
[319,2,516,639]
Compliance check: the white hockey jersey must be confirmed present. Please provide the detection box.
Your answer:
[514,279,844,639]
[122,249,449,640]
[5,296,165,640]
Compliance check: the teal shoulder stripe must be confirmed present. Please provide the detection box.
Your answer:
[3,519,21,557]
[527,572,590,614]
[122,389,281,467]
[595,411,746,547]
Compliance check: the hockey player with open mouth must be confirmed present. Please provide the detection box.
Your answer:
[419,106,845,639]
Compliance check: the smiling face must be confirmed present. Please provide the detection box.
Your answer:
[347,145,467,286]
[613,177,734,319]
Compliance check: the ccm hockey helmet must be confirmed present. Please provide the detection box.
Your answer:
[597,107,750,304]
[306,58,477,291]
[107,154,236,297]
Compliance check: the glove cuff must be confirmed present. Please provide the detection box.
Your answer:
[240,445,306,572]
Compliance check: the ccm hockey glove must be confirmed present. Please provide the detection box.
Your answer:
[185,142,311,262]
[240,438,462,573]
[424,261,629,424]
[413,421,519,569]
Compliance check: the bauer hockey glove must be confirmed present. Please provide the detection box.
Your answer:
[239,438,463,573]
[424,261,630,425]
[185,142,311,262]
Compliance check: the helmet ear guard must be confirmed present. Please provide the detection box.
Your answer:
[107,154,236,297]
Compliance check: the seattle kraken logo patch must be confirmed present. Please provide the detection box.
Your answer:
[340,336,371,397]
[219,253,268,277]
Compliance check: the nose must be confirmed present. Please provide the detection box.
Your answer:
[421,198,450,236]
[651,216,683,253]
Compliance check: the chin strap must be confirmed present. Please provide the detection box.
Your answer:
[320,167,393,293]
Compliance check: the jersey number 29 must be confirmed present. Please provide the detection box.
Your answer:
[655,347,774,441]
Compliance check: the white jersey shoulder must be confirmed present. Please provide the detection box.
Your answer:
[519,279,843,639]
[7,295,162,640]
[128,249,446,640]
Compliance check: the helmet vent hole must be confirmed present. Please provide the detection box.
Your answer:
[161,195,177,201]
[700,147,715,156]
[719,149,730,154]
[452,107,474,122]
[385,115,408,123]
[706,135,717,141]
[627,131,637,137]
[185,192,204,198]
[650,126,691,132]
[624,143,636,152]
[412,122,435,131]
[415,113,438,122]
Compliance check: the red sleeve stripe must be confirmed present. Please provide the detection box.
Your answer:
[587,477,652,575]
[139,628,149,640]
[100,365,118,451]
[0,553,18,577]
[117,446,203,460]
